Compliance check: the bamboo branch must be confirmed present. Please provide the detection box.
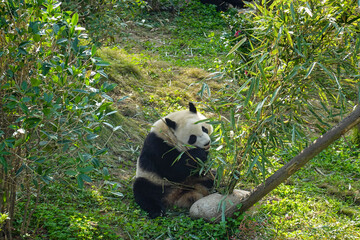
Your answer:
[212,105,360,223]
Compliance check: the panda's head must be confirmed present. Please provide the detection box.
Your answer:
[152,103,213,151]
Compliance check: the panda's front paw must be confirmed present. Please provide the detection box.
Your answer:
[148,209,166,219]
[195,147,208,159]
[148,211,161,219]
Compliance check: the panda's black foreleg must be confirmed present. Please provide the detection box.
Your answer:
[158,147,208,183]
[186,147,208,164]
[133,177,166,218]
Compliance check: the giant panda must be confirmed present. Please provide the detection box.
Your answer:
[133,102,214,218]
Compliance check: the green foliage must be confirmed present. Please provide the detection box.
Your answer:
[28,193,117,239]
[352,123,360,148]
[0,213,9,232]
[61,0,147,44]
[0,0,115,236]
[210,0,360,192]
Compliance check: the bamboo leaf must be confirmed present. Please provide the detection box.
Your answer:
[317,23,330,40]
[291,124,296,143]
[110,191,124,197]
[304,6,313,17]
[290,2,296,22]
[255,97,268,120]
[86,134,98,141]
[221,200,226,222]
[244,78,255,106]
[258,63,266,82]
[305,62,317,79]
[230,109,236,129]
[71,13,79,26]
[318,87,329,105]
[317,63,335,80]
[307,107,330,129]
[285,28,293,47]
[285,66,300,81]
[246,156,259,176]
[358,82,360,104]
[237,78,251,93]
[276,25,283,45]
[227,37,247,57]
[269,86,281,105]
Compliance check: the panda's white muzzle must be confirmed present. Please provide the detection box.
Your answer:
[203,141,211,150]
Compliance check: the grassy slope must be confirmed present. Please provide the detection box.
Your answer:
[18,2,359,240]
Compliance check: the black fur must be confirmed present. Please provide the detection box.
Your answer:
[189,102,197,114]
[165,118,177,130]
[133,177,166,218]
[188,135,197,145]
[133,132,210,218]
[140,132,207,182]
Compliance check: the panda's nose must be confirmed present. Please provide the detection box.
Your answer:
[204,141,210,147]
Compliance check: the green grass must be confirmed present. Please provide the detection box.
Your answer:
[15,141,359,239]
[117,1,232,69]
[258,143,360,239]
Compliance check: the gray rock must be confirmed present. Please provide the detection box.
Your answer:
[189,189,250,222]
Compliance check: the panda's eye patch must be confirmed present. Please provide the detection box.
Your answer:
[188,135,197,145]
[202,126,209,134]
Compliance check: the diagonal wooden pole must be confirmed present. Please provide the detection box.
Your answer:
[212,105,360,223]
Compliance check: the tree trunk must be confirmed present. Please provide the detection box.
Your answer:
[212,105,360,223]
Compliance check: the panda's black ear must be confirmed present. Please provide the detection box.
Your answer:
[189,102,197,114]
[165,118,177,130]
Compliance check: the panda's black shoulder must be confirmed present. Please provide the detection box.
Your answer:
[138,131,174,168]
[142,131,172,152]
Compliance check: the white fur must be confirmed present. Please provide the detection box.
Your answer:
[151,110,213,151]
[135,159,171,186]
